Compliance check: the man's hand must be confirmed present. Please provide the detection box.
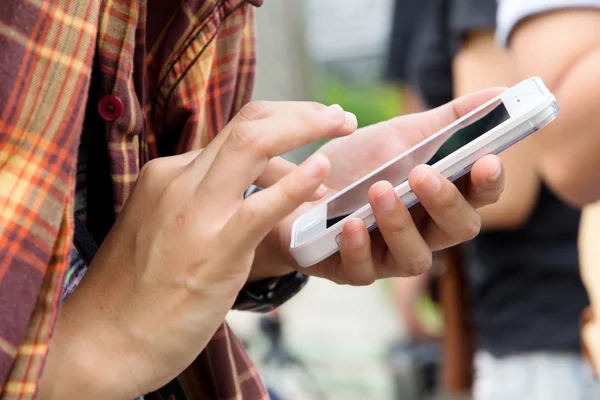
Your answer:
[38,102,355,400]
[252,89,506,285]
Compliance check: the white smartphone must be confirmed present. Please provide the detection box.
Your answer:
[289,77,558,267]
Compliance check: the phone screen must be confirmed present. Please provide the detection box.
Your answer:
[325,100,510,228]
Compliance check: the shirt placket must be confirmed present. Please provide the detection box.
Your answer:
[96,0,147,213]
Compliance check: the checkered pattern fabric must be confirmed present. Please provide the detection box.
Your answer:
[0,0,267,398]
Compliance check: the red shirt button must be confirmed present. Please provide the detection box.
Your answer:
[98,94,124,121]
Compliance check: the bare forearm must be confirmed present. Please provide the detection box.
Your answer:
[510,9,600,206]
[536,64,600,207]
[37,296,137,400]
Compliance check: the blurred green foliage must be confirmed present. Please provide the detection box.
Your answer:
[315,76,404,129]
[416,293,444,335]
[305,74,404,153]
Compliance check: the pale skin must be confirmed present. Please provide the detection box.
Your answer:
[38,92,506,399]
[394,31,541,340]
[508,9,600,207]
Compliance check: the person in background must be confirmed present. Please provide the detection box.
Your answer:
[387,0,594,398]
[496,0,600,383]
[496,2,600,207]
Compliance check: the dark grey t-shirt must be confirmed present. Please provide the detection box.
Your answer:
[465,185,589,357]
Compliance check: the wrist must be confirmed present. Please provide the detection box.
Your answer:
[247,261,294,283]
[249,232,295,282]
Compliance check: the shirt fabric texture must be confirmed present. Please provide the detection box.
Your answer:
[0,1,269,399]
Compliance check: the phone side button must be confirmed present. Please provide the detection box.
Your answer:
[363,215,376,228]
[335,233,342,247]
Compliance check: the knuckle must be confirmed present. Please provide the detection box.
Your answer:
[230,121,260,152]
[437,185,459,210]
[473,182,504,207]
[138,158,163,181]
[137,159,173,193]
[486,185,504,205]
[322,112,346,131]
[298,109,318,127]
[309,101,327,111]
[345,274,376,287]
[239,101,273,121]
[406,251,433,276]
[464,213,482,241]
[278,177,302,203]
[302,104,343,131]
[242,200,269,230]
[168,204,191,231]
[386,208,414,235]
[242,201,261,222]
[450,213,481,243]
[493,188,504,203]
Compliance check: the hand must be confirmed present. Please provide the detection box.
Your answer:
[38,102,355,400]
[254,89,506,285]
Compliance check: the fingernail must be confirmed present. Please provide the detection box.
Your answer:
[416,168,441,194]
[488,161,502,183]
[376,187,397,211]
[346,227,365,247]
[314,184,328,198]
[323,104,344,120]
[344,111,357,129]
[301,155,325,181]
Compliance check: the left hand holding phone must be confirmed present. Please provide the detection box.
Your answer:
[259,89,506,286]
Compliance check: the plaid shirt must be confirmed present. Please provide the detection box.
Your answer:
[0,0,268,398]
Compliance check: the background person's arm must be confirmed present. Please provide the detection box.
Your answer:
[392,272,438,341]
[579,201,600,375]
[508,9,600,207]
[453,31,540,230]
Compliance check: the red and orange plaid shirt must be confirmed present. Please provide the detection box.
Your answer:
[0,0,268,398]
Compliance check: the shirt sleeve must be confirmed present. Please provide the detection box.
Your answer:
[0,1,99,397]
